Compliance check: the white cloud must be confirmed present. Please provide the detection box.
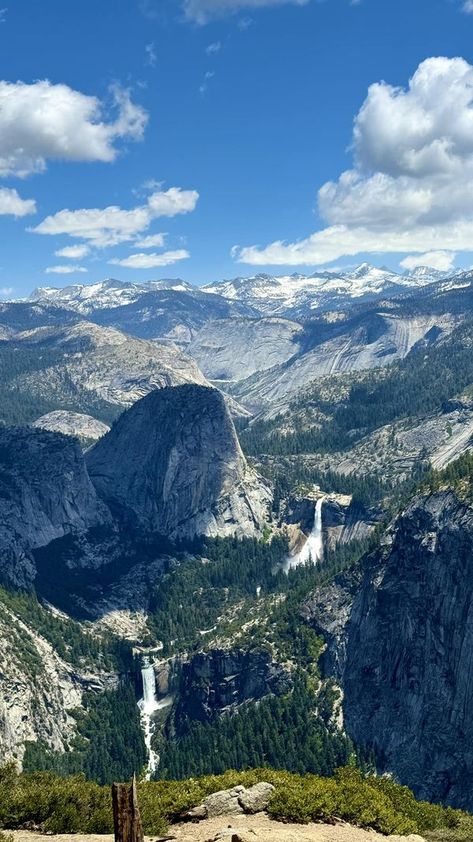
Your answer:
[236,57,473,266]
[145,42,157,66]
[0,81,147,178]
[32,187,199,247]
[184,0,308,24]
[135,232,166,248]
[45,265,88,274]
[238,16,254,29]
[147,187,199,217]
[0,287,13,298]
[463,1,473,13]
[109,249,190,268]
[54,244,90,259]
[206,41,222,54]
[0,9,6,23]
[400,251,456,272]
[0,187,36,217]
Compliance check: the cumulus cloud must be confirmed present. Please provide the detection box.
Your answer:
[55,244,90,259]
[45,265,87,274]
[135,232,166,248]
[0,287,13,298]
[31,187,199,247]
[400,251,456,272]
[236,57,473,266]
[0,81,147,178]
[109,249,189,268]
[0,187,36,217]
[183,0,308,24]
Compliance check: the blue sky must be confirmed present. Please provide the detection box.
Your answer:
[2,0,473,296]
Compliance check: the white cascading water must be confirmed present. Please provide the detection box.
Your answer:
[138,660,160,779]
[283,497,324,574]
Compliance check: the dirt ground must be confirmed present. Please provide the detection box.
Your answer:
[9,818,426,842]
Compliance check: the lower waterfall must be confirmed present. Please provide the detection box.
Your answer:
[138,660,161,779]
[283,497,324,574]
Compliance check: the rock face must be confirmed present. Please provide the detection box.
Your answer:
[86,385,271,540]
[188,317,304,382]
[308,491,473,810]
[173,649,292,725]
[0,427,106,586]
[0,599,118,766]
[231,312,457,412]
[303,566,362,682]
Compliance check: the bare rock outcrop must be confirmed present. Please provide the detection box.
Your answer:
[33,410,110,444]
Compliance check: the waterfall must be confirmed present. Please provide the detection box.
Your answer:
[138,659,174,779]
[283,497,324,574]
[138,660,160,779]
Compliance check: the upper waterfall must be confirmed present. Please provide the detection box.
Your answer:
[283,497,324,574]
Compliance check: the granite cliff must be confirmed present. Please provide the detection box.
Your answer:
[172,649,292,727]
[306,489,473,810]
[0,426,107,587]
[86,384,271,540]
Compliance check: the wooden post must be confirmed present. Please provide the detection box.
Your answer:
[112,775,144,842]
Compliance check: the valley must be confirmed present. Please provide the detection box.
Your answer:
[0,265,473,830]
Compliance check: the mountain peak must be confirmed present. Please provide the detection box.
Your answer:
[350,262,376,278]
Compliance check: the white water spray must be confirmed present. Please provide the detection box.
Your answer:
[138,661,160,779]
[283,497,324,574]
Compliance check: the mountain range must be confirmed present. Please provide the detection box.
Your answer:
[28,262,450,325]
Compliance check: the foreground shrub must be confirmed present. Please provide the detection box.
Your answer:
[0,762,469,837]
[366,774,461,833]
[268,768,415,835]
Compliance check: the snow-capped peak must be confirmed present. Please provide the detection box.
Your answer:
[29,277,195,315]
[403,266,448,284]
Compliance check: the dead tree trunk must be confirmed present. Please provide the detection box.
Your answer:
[112,775,144,842]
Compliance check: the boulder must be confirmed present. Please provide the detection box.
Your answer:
[187,782,275,822]
[204,786,245,817]
[238,782,274,814]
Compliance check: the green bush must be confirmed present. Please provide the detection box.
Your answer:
[0,762,469,837]
[366,774,461,832]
